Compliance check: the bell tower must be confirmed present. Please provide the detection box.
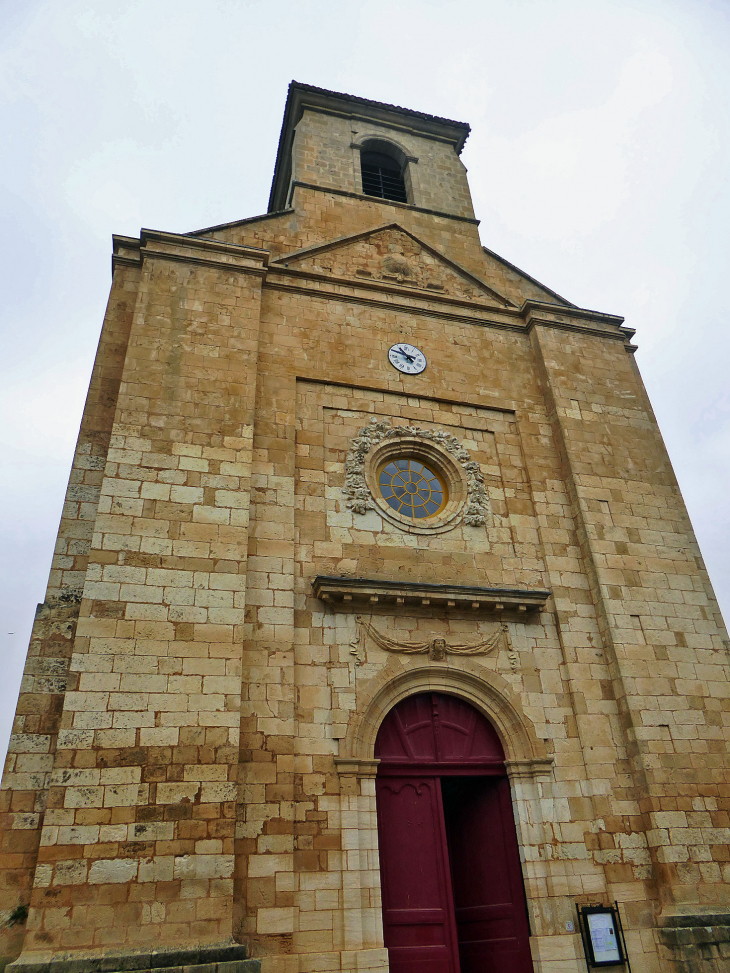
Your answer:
[268,82,475,218]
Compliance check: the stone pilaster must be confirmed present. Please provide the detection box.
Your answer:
[17,233,267,960]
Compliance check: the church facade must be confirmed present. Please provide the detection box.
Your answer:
[2,82,729,973]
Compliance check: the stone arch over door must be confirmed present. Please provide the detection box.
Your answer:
[337,657,551,771]
[374,691,536,973]
[333,658,554,964]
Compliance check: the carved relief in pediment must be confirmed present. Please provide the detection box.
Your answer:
[276,225,509,305]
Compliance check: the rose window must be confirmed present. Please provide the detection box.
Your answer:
[377,459,448,519]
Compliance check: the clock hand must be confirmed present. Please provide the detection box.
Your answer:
[396,346,416,362]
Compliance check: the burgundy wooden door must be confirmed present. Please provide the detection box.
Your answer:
[375,775,458,973]
[375,692,505,771]
[375,693,534,973]
[442,776,534,973]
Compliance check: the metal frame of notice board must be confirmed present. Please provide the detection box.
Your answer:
[575,902,631,970]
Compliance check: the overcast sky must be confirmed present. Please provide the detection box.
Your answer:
[1,0,729,760]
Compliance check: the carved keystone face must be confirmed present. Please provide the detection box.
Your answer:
[430,638,447,661]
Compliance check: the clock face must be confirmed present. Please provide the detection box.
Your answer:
[388,343,427,375]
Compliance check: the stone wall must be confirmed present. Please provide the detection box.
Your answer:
[0,261,139,964]
[658,915,730,972]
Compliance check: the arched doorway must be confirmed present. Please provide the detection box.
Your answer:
[374,692,534,973]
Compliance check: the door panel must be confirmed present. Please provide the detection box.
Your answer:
[442,776,534,973]
[375,692,504,767]
[375,694,534,973]
[375,776,459,973]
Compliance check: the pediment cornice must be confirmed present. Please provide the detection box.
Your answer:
[270,222,515,308]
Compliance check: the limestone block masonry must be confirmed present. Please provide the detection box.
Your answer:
[1,81,728,973]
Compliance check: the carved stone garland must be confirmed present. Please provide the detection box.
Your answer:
[343,417,490,526]
[349,614,509,665]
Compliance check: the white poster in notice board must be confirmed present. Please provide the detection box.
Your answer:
[587,910,622,963]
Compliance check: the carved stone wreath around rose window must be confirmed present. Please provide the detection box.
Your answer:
[343,417,490,533]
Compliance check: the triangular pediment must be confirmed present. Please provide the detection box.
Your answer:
[271,224,513,307]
